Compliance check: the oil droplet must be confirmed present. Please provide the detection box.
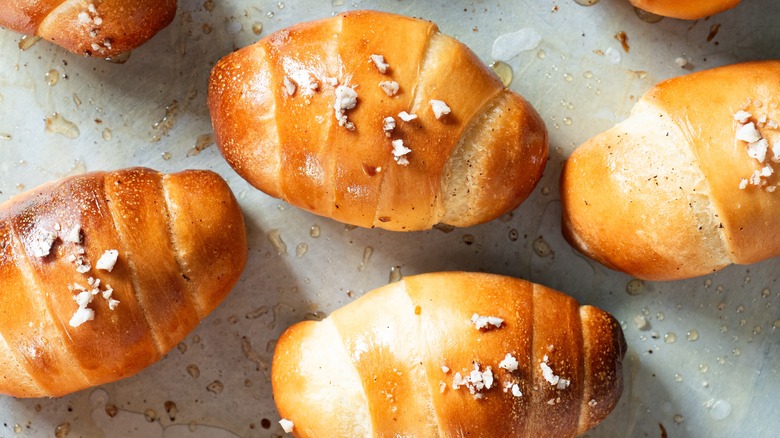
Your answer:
[252,23,263,35]
[673,414,684,425]
[732,347,741,357]
[296,243,308,258]
[332,0,345,5]
[736,304,745,313]
[161,151,172,160]
[699,363,709,373]
[187,133,214,157]
[634,7,664,23]
[186,364,200,378]
[762,288,771,298]
[207,380,224,394]
[563,73,573,82]
[541,186,551,195]
[656,312,665,321]
[310,225,321,238]
[563,117,572,126]
[508,229,519,241]
[583,70,593,79]
[164,401,177,421]
[686,330,699,341]
[489,61,513,87]
[267,230,287,256]
[45,113,80,139]
[753,325,762,335]
[18,35,41,51]
[358,246,373,271]
[101,128,112,141]
[277,2,285,9]
[13,424,21,433]
[574,0,600,5]
[664,332,677,343]
[674,373,683,382]
[532,236,553,257]
[0,133,11,141]
[143,409,157,422]
[462,234,475,245]
[774,320,780,329]
[626,279,644,296]
[389,266,403,283]
[105,51,132,64]
[266,11,275,18]
[54,422,71,437]
[105,403,119,417]
[739,319,746,327]
[537,49,546,59]
[709,399,732,420]
[433,223,455,233]
[46,69,60,86]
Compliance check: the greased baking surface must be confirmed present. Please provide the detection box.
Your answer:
[0,1,778,437]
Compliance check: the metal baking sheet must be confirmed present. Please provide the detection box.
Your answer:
[0,1,778,436]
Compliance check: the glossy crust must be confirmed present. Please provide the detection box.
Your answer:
[272,272,626,437]
[0,167,247,397]
[561,61,780,281]
[0,0,176,57]
[629,0,740,19]
[208,10,548,231]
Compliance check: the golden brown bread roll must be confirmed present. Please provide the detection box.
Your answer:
[0,0,176,57]
[0,167,247,397]
[208,10,548,231]
[561,61,780,281]
[272,272,625,437]
[629,0,740,19]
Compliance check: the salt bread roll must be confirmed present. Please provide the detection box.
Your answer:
[562,61,780,281]
[272,272,625,437]
[209,10,548,231]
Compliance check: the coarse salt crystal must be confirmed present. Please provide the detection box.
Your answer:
[279,419,294,433]
[733,110,752,124]
[370,54,390,73]
[772,141,780,162]
[471,313,504,330]
[289,70,319,97]
[383,116,396,136]
[429,100,451,119]
[379,81,399,96]
[91,43,102,52]
[391,139,411,166]
[675,57,688,68]
[93,16,103,26]
[96,249,119,272]
[441,365,450,373]
[398,111,417,122]
[739,178,748,189]
[588,399,598,407]
[87,3,97,14]
[334,85,358,130]
[69,306,95,327]
[511,384,523,397]
[64,226,81,243]
[540,361,559,386]
[77,12,91,24]
[499,353,519,372]
[747,138,769,163]
[283,76,296,96]
[32,230,57,258]
[736,122,762,143]
[761,165,774,177]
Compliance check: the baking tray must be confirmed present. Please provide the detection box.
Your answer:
[0,0,778,437]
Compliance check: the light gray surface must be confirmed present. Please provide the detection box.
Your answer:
[0,0,778,437]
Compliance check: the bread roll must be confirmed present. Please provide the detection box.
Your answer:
[561,61,780,281]
[209,10,548,231]
[272,272,625,437]
[0,167,247,397]
[0,0,176,57]
[629,0,740,19]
